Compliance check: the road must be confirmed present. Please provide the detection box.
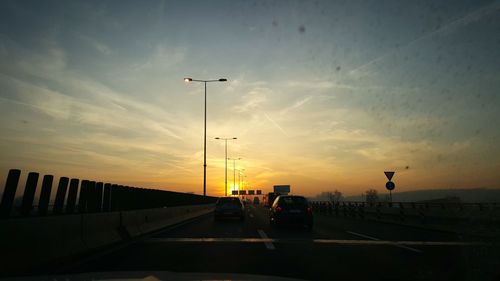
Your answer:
[64,205,499,281]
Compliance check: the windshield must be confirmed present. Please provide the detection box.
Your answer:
[0,1,499,281]
[279,196,308,207]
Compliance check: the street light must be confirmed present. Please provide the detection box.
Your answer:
[184,77,228,196]
[215,137,237,196]
[227,157,241,195]
[237,169,245,193]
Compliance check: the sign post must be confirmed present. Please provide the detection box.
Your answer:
[384,171,396,202]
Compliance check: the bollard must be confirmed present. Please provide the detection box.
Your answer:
[21,172,39,216]
[0,169,21,217]
[53,177,69,214]
[102,183,111,212]
[38,175,54,216]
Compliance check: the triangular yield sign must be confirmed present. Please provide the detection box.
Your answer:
[384,171,395,181]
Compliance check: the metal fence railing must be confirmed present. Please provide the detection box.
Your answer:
[310,201,500,225]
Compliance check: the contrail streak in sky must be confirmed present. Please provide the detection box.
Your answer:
[263,111,289,137]
[348,1,500,76]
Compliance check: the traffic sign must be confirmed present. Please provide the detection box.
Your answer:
[384,171,395,181]
[386,181,395,191]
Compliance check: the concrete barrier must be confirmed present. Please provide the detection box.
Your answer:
[0,214,84,274]
[0,204,215,275]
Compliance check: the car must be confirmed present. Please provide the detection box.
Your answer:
[214,197,245,221]
[253,197,260,205]
[269,195,313,229]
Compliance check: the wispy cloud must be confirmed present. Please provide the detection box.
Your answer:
[77,33,112,55]
[232,87,269,113]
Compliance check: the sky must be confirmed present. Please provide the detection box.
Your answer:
[0,0,499,198]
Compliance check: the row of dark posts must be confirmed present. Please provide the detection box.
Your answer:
[312,201,497,224]
[0,169,217,218]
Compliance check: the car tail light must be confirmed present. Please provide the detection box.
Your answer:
[275,206,283,212]
[307,207,313,214]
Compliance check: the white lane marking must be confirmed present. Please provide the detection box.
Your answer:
[249,213,255,218]
[347,231,379,241]
[347,231,423,253]
[257,229,276,250]
[144,237,485,247]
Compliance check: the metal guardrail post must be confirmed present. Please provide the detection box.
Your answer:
[359,202,365,219]
[376,203,381,220]
[399,203,405,221]
[419,209,426,224]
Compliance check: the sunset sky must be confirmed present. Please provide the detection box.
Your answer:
[1,0,499,197]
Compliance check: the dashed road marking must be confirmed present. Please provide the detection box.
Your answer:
[347,230,423,253]
[144,237,485,247]
[257,229,276,250]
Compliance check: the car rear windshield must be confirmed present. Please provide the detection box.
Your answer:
[217,197,241,205]
[278,197,308,207]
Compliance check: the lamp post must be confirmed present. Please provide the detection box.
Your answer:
[184,77,228,196]
[215,137,237,196]
[228,157,241,195]
[238,169,245,193]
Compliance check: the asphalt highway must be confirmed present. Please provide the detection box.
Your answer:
[64,205,499,281]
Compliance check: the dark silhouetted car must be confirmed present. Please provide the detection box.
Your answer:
[253,197,260,205]
[270,195,313,229]
[214,197,245,220]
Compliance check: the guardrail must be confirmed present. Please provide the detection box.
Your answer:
[311,201,500,237]
[0,169,217,218]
